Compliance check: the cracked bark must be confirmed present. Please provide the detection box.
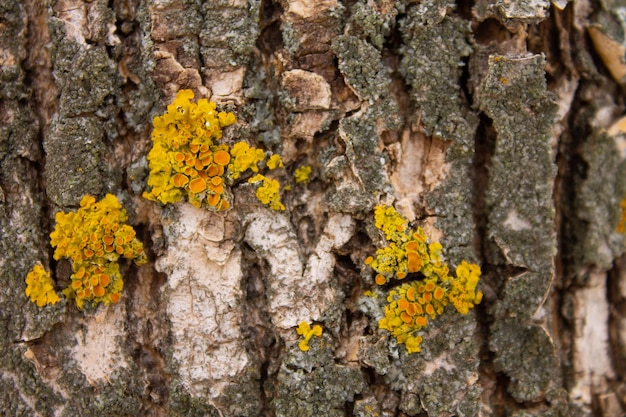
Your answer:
[2,0,626,416]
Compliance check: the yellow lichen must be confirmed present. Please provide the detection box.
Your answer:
[143,89,237,210]
[144,90,288,211]
[248,174,285,211]
[294,165,312,184]
[366,205,482,354]
[25,264,60,307]
[296,321,323,351]
[228,142,265,180]
[49,194,146,309]
[266,154,284,170]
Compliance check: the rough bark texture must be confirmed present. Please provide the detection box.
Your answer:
[2,0,626,416]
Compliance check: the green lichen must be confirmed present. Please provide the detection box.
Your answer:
[573,132,626,269]
[280,21,301,55]
[346,1,398,50]
[220,374,263,417]
[272,334,366,417]
[45,116,108,207]
[0,0,28,100]
[479,54,566,408]
[0,92,63,417]
[399,4,476,145]
[168,379,220,417]
[490,320,566,407]
[479,54,557,318]
[199,1,260,68]
[339,114,391,196]
[332,35,390,101]
[47,33,121,118]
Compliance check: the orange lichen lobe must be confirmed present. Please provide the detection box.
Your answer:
[144,89,288,212]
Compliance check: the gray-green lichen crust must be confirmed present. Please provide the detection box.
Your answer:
[333,35,390,101]
[44,14,122,207]
[45,116,107,207]
[479,54,565,408]
[199,0,260,68]
[479,54,557,318]
[272,335,366,417]
[399,2,475,145]
[572,132,626,269]
[0,2,65,415]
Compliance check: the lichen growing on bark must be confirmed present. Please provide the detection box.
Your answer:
[399,2,475,146]
[272,334,366,417]
[479,53,565,407]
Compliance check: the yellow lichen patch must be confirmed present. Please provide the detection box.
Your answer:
[144,89,290,212]
[25,264,60,307]
[296,321,323,352]
[248,174,285,211]
[228,142,265,180]
[143,89,237,211]
[49,194,146,309]
[365,205,482,354]
[294,165,312,184]
[267,154,284,170]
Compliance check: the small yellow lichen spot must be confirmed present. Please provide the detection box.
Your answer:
[296,321,323,352]
[228,142,265,180]
[294,165,312,184]
[248,174,285,211]
[25,264,60,307]
[617,198,626,233]
[266,154,284,170]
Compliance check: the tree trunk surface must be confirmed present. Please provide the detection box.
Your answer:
[1,0,625,416]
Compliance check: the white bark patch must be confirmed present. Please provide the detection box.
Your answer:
[52,0,88,44]
[282,70,332,111]
[208,67,246,100]
[422,351,457,376]
[245,211,354,330]
[287,0,339,19]
[498,0,550,19]
[52,0,119,46]
[390,130,449,220]
[157,204,249,397]
[71,305,128,384]
[503,210,532,231]
[570,269,615,409]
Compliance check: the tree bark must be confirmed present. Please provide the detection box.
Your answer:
[1,0,625,416]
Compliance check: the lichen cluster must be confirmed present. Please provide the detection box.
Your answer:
[143,90,285,211]
[26,194,147,309]
[25,264,60,307]
[296,321,323,351]
[248,174,285,211]
[365,205,482,353]
[294,165,312,184]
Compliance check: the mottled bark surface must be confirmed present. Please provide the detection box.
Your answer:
[1,0,626,416]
